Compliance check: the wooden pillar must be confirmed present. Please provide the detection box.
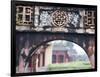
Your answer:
[38,54,40,67]
[32,54,37,72]
[42,52,45,66]
[87,40,95,68]
[40,53,42,67]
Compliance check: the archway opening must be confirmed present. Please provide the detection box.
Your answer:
[24,40,92,72]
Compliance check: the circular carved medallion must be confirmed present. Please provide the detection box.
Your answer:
[52,10,68,27]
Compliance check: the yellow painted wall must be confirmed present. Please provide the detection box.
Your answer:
[45,45,53,66]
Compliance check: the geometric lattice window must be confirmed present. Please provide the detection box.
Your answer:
[52,55,56,63]
[16,6,33,26]
[58,55,64,63]
[84,11,95,28]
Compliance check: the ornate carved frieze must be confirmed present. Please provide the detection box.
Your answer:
[16,6,96,34]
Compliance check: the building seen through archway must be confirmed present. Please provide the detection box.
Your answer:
[17,40,92,72]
